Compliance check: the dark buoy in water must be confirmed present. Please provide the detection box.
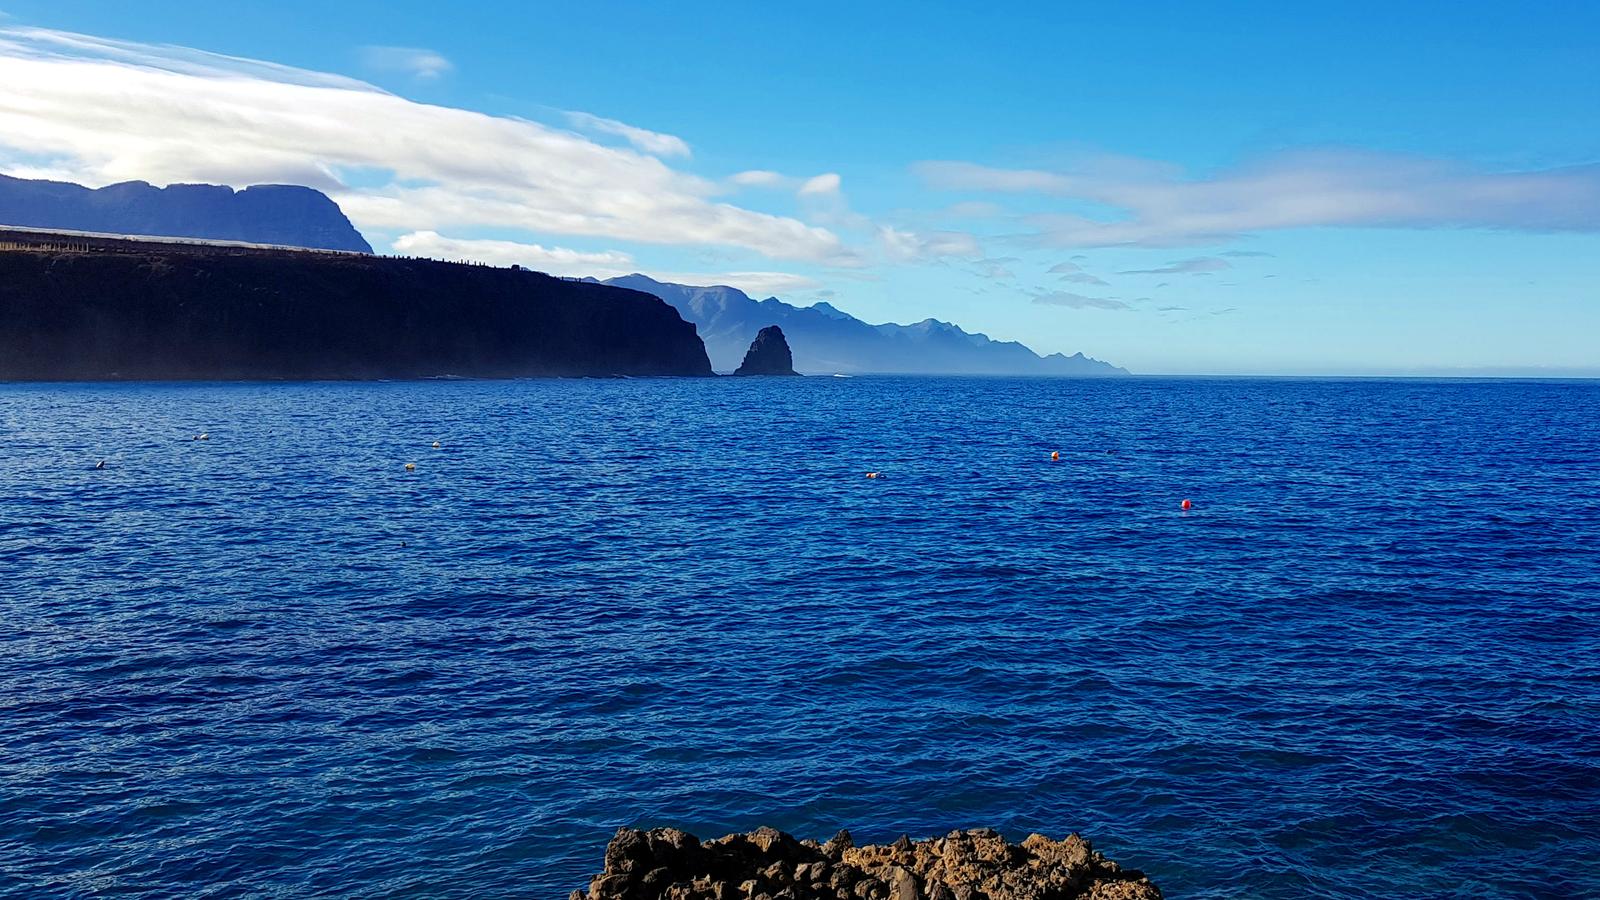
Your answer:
[1181,498,1193,511]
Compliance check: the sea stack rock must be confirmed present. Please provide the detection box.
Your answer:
[733,325,799,376]
[571,827,1163,899]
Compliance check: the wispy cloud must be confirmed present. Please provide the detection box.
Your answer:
[876,225,981,262]
[974,256,1018,280]
[1120,256,1230,275]
[564,110,690,159]
[1046,260,1109,285]
[0,26,856,267]
[1059,272,1109,285]
[392,231,819,295]
[1031,291,1131,311]
[359,45,453,81]
[915,150,1600,247]
[799,172,843,196]
[728,169,789,189]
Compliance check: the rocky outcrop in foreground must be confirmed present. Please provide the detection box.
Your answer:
[733,326,799,376]
[573,827,1162,900]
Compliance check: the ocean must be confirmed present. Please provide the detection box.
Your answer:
[3,376,1597,898]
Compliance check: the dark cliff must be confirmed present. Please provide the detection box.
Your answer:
[0,174,373,253]
[0,235,712,380]
[733,325,799,376]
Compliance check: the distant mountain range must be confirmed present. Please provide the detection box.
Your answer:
[604,274,1129,376]
[0,174,371,253]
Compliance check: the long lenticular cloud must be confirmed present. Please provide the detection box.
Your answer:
[915,150,1600,247]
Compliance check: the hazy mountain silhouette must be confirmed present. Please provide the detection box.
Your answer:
[0,174,372,253]
[604,274,1128,375]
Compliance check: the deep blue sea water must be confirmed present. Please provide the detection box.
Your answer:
[3,376,1598,899]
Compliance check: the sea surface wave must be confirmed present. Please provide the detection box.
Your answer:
[3,377,1598,898]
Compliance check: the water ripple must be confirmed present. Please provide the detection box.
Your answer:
[2,377,1598,898]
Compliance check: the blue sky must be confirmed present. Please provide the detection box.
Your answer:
[1,1,1597,374]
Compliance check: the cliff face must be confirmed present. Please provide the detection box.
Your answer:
[0,239,712,380]
[0,175,373,253]
[733,325,799,376]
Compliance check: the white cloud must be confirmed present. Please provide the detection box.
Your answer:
[0,26,857,266]
[392,231,633,274]
[359,45,453,81]
[1032,291,1131,311]
[729,170,790,189]
[877,225,981,262]
[799,172,842,196]
[390,231,818,296]
[1120,256,1230,275]
[564,110,691,159]
[660,271,821,296]
[944,200,1005,219]
[915,150,1600,247]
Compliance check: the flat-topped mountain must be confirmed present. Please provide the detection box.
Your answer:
[0,230,709,380]
[604,274,1128,376]
[0,174,372,253]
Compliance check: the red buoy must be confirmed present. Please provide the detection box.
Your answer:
[1181,498,1193,510]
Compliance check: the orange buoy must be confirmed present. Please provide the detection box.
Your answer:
[405,462,416,472]
[866,472,879,479]
[1051,451,1060,461]
[1181,498,1193,510]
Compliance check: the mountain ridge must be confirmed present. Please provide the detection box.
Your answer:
[0,174,372,253]
[603,274,1129,376]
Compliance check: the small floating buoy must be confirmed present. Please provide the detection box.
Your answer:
[432,441,441,449]
[866,472,879,479]
[405,462,416,472]
[1051,451,1060,461]
[1181,498,1193,510]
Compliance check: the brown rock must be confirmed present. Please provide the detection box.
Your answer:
[570,826,1162,900]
